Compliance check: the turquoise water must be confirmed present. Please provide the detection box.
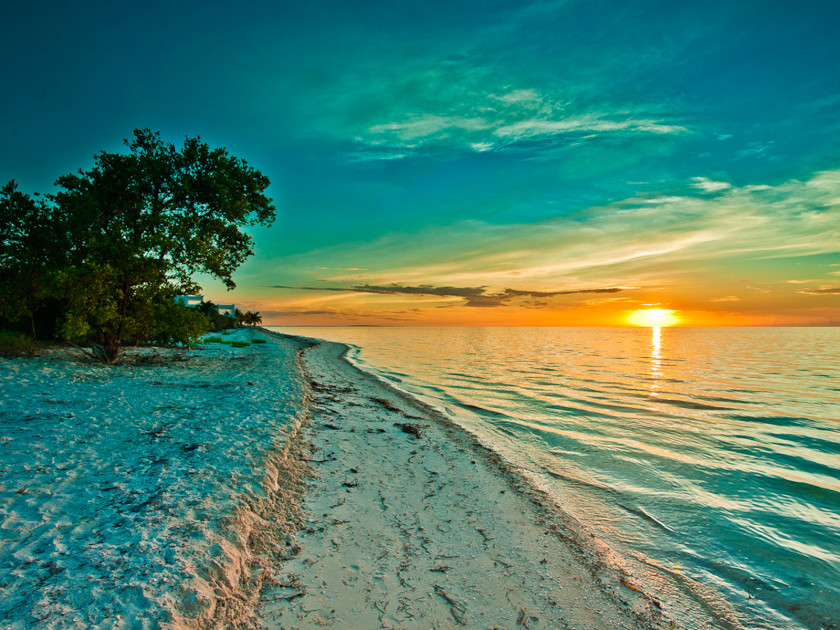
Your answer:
[276,326,840,629]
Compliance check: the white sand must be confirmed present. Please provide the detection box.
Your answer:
[2,330,727,629]
[258,338,698,629]
[0,329,312,629]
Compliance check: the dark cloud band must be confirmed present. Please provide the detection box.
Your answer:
[271,283,631,307]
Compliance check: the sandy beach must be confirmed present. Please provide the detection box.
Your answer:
[1,329,728,629]
[0,329,312,628]
[258,334,707,630]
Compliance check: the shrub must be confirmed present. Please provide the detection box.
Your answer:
[252,338,267,344]
[152,303,212,349]
[204,336,224,343]
[231,341,251,348]
[0,331,35,356]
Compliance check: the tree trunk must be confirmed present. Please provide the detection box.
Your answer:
[101,333,121,364]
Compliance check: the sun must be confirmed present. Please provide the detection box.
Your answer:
[627,308,680,327]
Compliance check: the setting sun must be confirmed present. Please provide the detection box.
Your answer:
[627,308,680,327]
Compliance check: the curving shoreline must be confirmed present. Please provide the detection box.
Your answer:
[0,328,737,628]
[258,332,736,629]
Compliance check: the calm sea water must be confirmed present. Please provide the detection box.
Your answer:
[275,326,840,629]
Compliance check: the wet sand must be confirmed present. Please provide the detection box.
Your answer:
[1,329,726,628]
[259,339,682,629]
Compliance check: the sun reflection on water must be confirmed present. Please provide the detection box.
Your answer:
[650,326,662,404]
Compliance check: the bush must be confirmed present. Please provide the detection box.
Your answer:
[152,303,212,349]
[252,338,267,344]
[204,336,224,343]
[230,341,251,348]
[0,331,35,356]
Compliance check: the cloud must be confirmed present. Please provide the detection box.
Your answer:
[690,177,732,193]
[261,307,407,322]
[265,168,840,310]
[307,49,691,162]
[357,110,687,158]
[262,308,345,317]
[799,287,840,295]
[271,283,633,307]
[710,296,740,302]
[492,116,686,142]
[367,115,491,143]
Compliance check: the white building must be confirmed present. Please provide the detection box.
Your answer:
[175,295,236,318]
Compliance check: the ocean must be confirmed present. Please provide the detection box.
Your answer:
[274,326,840,630]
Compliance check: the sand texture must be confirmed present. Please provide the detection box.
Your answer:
[2,329,726,629]
[0,329,312,629]
[259,339,679,629]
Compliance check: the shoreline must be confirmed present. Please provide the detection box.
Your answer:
[259,331,736,629]
[0,328,739,628]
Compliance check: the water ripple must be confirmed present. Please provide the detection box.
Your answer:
[276,326,840,630]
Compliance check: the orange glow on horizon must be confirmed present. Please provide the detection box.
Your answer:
[627,308,680,327]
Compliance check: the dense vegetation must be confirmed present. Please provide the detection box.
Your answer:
[0,129,275,362]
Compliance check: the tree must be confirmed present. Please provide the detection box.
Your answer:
[0,182,66,339]
[2,129,275,362]
[198,300,236,332]
[241,310,262,326]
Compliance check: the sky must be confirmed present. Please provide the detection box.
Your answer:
[3,0,840,326]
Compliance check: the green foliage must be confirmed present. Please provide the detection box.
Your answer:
[204,336,224,343]
[198,301,236,332]
[251,338,267,344]
[0,129,275,363]
[230,341,251,348]
[152,303,212,348]
[0,181,64,339]
[240,310,263,326]
[0,331,35,356]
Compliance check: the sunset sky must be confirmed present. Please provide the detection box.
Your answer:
[3,1,839,325]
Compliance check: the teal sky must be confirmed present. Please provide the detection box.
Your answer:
[3,0,840,325]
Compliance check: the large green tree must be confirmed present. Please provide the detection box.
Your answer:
[1,129,275,362]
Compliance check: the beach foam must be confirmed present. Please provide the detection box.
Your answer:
[258,338,722,629]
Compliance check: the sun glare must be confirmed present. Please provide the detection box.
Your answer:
[627,308,679,327]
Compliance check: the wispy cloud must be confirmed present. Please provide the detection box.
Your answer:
[355,104,687,159]
[262,167,840,319]
[261,307,407,322]
[492,116,686,142]
[304,48,691,162]
[691,177,732,193]
[271,283,633,307]
[798,287,840,295]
